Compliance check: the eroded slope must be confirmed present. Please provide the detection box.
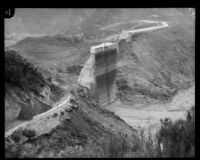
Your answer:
[5,87,139,158]
[116,24,194,105]
[5,49,65,130]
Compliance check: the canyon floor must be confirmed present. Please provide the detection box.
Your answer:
[107,85,195,135]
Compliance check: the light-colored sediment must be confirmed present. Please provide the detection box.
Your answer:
[107,85,195,135]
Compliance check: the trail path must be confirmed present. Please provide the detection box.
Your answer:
[5,95,71,138]
[105,20,169,41]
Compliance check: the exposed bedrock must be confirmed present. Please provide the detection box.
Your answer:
[5,49,65,127]
[115,27,194,105]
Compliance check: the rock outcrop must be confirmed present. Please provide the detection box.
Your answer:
[5,86,139,158]
[5,49,65,127]
[115,24,194,105]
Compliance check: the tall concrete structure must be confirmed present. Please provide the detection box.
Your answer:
[91,43,117,106]
[78,42,117,107]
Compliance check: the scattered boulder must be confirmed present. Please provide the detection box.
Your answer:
[53,113,58,117]
[71,105,78,109]
[22,129,36,139]
[60,111,64,116]
[59,112,70,122]
[10,130,21,143]
[65,114,70,120]
[65,107,73,112]
[70,98,78,105]
[18,135,29,144]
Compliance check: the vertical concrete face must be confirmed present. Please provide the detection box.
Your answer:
[93,43,117,106]
[117,39,126,59]
[78,42,117,107]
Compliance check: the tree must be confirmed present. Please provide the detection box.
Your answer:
[157,108,195,157]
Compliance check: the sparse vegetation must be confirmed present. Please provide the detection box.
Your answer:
[5,107,195,158]
[134,107,195,158]
[66,65,83,75]
[22,129,36,139]
[10,130,21,143]
[53,113,58,117]
[156,107,195,157]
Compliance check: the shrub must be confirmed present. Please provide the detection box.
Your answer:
[156,108,195,157]
[66,65,83,75]
[53,113,58,117]
[10,130,21,143]
[20,143,36,158]
[22,129,36,139]
[92,131,131,158]
[135,128,159,157]
[17,102,34,120]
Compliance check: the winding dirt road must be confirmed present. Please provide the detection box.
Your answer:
[5,95,71,138]
[105,20,169,41]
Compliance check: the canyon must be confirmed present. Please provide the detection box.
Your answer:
[5,19,194,138]
[5,8,195,158]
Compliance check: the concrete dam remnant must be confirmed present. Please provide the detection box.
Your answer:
[78,21,169,106]
[78,42,117,106]
[93,43,117,106]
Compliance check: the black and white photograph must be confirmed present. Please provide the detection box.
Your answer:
[4,8,195,158]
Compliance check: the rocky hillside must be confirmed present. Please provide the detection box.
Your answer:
[116,22,194,105]
[5,49,65,128]
[5,49,139,158]
[5,86,139,158]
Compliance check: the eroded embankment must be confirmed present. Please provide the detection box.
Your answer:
[77,19,195,136]
[107,20,195,135]
[77,20,169,107]
[5,49,66,132]
[5,93,73,138]
[5,87,139,158]
[5,39,142,157]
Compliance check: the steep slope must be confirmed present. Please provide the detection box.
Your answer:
[5,49,139,158]
[116,23,194,105]
[5,49,65,130]
[5,86,139,158]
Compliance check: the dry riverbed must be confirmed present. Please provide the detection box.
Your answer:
[107,85,195,135]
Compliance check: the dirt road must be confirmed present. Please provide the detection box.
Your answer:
[105,20,169,42]
[5,95,71,138]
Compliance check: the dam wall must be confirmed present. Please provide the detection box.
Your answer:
[77,21,169,107]
[78,42,117,107]
[93,43,117,106]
